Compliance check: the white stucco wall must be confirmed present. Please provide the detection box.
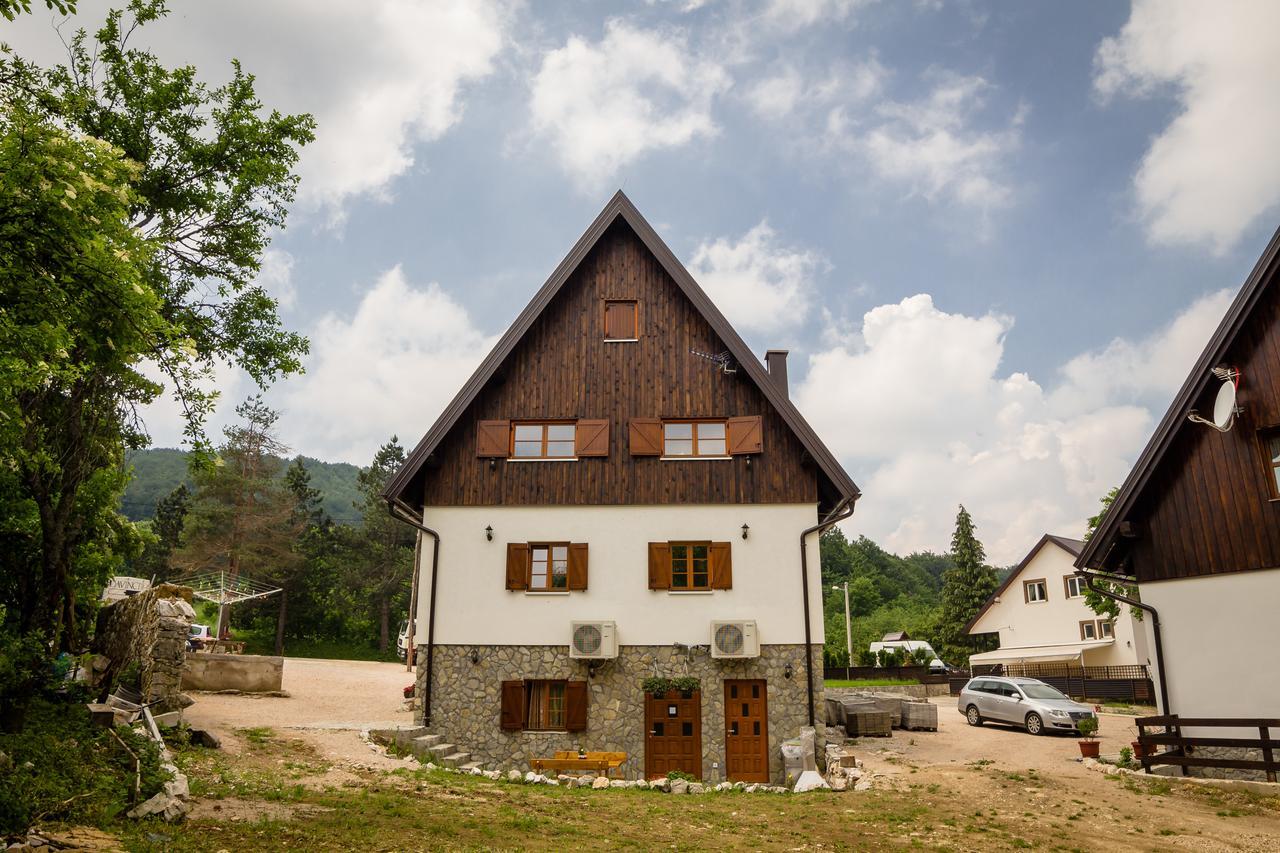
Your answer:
[415,503,824,647]
[1141,567,1280,721]
[970,541,1148,667]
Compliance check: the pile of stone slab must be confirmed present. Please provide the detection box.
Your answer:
[900,699,938,731]
[824,693,937,735]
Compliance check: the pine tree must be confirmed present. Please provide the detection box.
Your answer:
[134,484,191,581]
[348,438,415,652]
[938,505,999,660]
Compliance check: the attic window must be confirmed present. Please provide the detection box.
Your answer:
[604,300,638,341]
[512,422,575,459]
[663,421,727,457]
[1263,429,1280,498]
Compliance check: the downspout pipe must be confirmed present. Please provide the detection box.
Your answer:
[388,497,442,727]
[800,497,856,727]
[1077,568,1171,718]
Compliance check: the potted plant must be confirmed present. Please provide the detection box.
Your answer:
[1077,716,1100,758]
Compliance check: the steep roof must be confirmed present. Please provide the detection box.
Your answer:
[383,191,861,510]
[964,533,1084,634]
[1076,225,1280,573]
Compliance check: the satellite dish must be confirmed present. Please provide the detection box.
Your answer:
[1187,368,1241,432]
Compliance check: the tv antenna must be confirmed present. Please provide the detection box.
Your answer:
[690,348,736,374]
[1187,367,1241,432]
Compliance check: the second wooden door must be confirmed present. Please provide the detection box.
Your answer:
[724,679,769,782]
[644,690,702,779]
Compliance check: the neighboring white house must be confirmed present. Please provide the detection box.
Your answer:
[966,534,1149,671]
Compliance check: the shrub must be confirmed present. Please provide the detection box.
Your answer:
[857,648,878,667]
[0,631,53,733]
[1077,716,1099,740]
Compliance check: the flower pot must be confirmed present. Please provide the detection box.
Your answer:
[1078,740,1100,759]
[1130,740,1148,758]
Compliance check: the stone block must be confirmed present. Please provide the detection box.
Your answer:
[592,776,610,790]
[669,779,688,795]
[792,770,829,793]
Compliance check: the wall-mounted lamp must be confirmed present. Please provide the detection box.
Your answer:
[783,662,793,680]
[485,525,493,542]
[470,649,480,665]
[741,523,750,540]
[489,458,497,471]
[744,456,751,468]
[587,662,597,678]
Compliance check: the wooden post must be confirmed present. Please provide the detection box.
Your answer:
[1262,725,1276,784]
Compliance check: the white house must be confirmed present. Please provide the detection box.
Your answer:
[966,534,1149,671]
[382,192,860,784]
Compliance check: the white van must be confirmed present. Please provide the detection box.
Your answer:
[396,619,416,661]
[869,638,947,673]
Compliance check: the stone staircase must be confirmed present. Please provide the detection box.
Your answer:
[369,726,484,773]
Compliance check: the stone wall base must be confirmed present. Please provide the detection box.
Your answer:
[416,643,825,784]
[1185,746,1273,782]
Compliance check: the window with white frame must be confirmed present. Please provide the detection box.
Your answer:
[1023,579,1048,603]
[1097,620,1114,639]
[1064,575,1085,598]
[1079,620,1098,641]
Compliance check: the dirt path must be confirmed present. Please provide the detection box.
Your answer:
[183,657,417,769]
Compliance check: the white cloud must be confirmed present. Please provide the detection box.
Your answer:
[277,267,497,465]
[257,249,297,311]
[688,222,825,333]
[1094,0,1280,251]
[6,1,509,224]
[762,0,875,32]
[794,289,1230,563]
[528,21,732,190]
[746,60,884,120]
[856,73,1025,214]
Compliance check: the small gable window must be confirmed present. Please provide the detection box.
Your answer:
[1064,575,1085,599]
[604,300,638,341]
[663,421,727,457]
[1263,429,1280,498]
[1023,579,1047,603]
[512,422,575,459]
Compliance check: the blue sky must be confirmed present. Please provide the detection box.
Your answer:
[8,1,1280,562]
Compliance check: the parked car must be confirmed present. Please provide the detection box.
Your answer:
[188,623,213,652]
[957,676,1097,735]
[396,619,415,661]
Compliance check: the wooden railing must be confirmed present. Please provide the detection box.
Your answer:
[1136,715,1280,782]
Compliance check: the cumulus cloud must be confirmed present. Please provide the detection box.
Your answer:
[6,0,509,223]
[257,249,297,312]
[276,267,498,465]
[746,59,884,120]
[762,0,876,32]
[688,222,825,334]
[528,21,732,190]
[794,290,1230,563]
[1094,0,1280,251]
[855,73,1025,213]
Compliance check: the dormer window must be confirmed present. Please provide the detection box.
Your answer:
[604,299,638,341]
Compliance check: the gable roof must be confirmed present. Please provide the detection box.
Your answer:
[383,190,861,510]
[1076,224,1280,573]
[964,533,1084,634]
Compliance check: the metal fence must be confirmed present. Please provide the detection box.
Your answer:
[949,663,1154,704]
[825,664,948,685]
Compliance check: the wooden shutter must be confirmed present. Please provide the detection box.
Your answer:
[565,681,588,732]
[575,419,610,457]
[505,543,529,590]
[648,542,671,589]
[567,543,589,591]
[500,680,526,731]
[476,420,510,458]
[709,542,733,590]
[727,416,763,455]
[628,418,662,456]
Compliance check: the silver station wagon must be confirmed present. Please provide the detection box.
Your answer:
[957,676,1097,735]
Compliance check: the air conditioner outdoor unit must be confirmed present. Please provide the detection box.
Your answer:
[570,621,618,659]
[710,620,759,659]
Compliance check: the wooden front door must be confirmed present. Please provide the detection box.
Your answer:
[724,679,769,782]
[644,690,702,779]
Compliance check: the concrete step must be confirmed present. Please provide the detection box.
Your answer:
[458,760,484,773]
[427,742,456,758]
[440,751,470,769]
[411,734,444,749]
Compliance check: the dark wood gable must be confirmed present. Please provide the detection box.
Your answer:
[416,220,820,507]
[1079,225,1280,582]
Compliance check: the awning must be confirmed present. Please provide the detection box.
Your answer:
[968,639,1114,666]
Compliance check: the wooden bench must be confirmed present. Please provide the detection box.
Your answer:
[530,751,627,778]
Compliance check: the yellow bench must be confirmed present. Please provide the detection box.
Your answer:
[530,751,627,778]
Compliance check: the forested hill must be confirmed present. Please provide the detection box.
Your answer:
[120,448,363,524]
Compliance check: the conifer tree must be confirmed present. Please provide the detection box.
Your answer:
[939,505,999,659]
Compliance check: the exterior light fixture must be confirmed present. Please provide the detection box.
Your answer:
[485,525,493,542]
[784,662,793,680]
[741,523,750,540]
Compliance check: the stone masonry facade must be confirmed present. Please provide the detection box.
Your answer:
[92,583,194,712]
[416,643,825,784]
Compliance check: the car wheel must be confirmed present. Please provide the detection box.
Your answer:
[966,705,982,726]
[1025,712,1044,735]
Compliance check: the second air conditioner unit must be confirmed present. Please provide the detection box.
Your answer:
[710,620,759,659]
[570,621,618,659]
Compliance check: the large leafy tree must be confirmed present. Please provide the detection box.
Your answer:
[0,1,313,648]
[938,505,999,661]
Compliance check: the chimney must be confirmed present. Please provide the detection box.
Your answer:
[765,350,789,397]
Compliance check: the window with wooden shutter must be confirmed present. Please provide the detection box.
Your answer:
[564,681,588,732]
[727,416,763,455]
[648,542,671,589]
[567,543,589,590]
[476,420,511,458]
[500,680,525,731]
[511,422,576,459]
[629,418,662,456]
[669,542,711,590]
[575,419,610,457]
[505,543,529,590]
[662,421,727,457]
[525,680,568,730]
[709,541,732,590]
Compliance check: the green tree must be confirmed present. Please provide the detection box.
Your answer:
[133,484,190,582]
[937,505,999,662]
[0,2,311,648]
[0,0,74,21]
[348,438,415,652]
[1082,486,1142,620]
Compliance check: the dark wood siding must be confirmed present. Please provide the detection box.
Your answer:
[1121,278,1280,581]
[416,221,819,507]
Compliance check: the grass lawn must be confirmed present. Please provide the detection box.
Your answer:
[824,678,918,688]
[235,626,401,662]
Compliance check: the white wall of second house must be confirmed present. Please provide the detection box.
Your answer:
[1140,567,1280,723]
[969,542,1148,667]
[414,503,825,647]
